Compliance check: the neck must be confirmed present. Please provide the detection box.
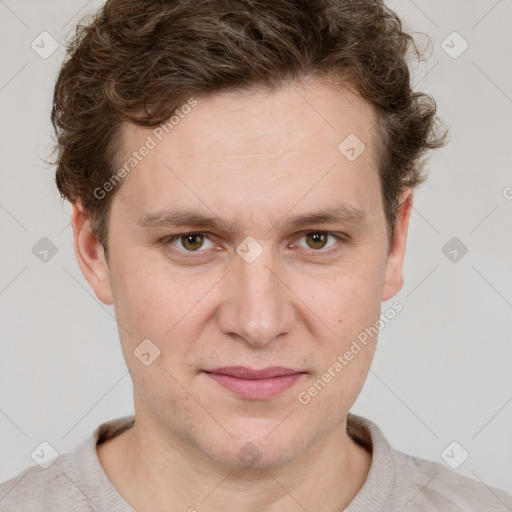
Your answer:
[97,410,371,512]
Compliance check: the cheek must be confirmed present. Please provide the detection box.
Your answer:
[108,264,175,380]
[298,260,384,335]
[110,263,197,406]
[294,264,383,395]
[109,256,218,370]
[111,253,186,328]
[296,279,380,429]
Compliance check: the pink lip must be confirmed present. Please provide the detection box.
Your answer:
[207,366,301,379]
[204,366,306,399]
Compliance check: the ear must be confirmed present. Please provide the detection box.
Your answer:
[381,189,413,302]
[70,200,113,305]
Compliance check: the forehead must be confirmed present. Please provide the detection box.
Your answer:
[123,81,377,158]
[114,81,382,223]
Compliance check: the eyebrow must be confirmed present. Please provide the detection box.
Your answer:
[136,205,367,231]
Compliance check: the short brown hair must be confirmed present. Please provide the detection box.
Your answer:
[51,0,447,258]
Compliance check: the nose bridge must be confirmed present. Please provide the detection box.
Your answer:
[218,245,295,347]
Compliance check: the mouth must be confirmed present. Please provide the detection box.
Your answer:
[203,366,307,399]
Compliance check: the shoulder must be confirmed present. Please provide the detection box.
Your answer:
[346,413,512,511]
[0,452,93,512]
[0,416,135,512]
[390,448,512,511]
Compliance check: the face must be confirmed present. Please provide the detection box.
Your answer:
[73,81,412,469]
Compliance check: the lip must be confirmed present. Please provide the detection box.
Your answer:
[203,366,306,399]
[206,366,302,379]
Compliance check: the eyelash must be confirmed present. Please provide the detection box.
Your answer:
[160,231,348,258]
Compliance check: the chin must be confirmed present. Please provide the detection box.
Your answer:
[201,424,310,470]
[211,446,299,470]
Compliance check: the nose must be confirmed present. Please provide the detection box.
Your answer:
[217,248,296,348]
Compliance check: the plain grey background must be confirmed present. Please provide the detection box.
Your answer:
[1,0,511,494]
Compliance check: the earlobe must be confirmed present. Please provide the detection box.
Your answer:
[70,201,114,305]
[381,189,413,302]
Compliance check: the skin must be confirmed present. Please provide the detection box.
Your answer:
[71,80,413,512]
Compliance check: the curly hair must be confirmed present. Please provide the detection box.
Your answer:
[51,0,448,258]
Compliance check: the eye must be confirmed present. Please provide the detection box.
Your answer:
[293,231,342,251]
[161,230,346,258]
[164,232,215,252]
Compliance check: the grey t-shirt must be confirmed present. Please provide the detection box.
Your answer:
[1,412,511,511]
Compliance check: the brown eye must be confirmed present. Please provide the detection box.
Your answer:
[180,233,205,251]
[293,231,342,252]
[164,232,215,253]
[305,232,329,249]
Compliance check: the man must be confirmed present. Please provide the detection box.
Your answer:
[1,0,511,510]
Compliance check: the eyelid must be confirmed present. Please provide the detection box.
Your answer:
[162,230,347,256]
[290,230,343,251]
[163,232,216,253]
